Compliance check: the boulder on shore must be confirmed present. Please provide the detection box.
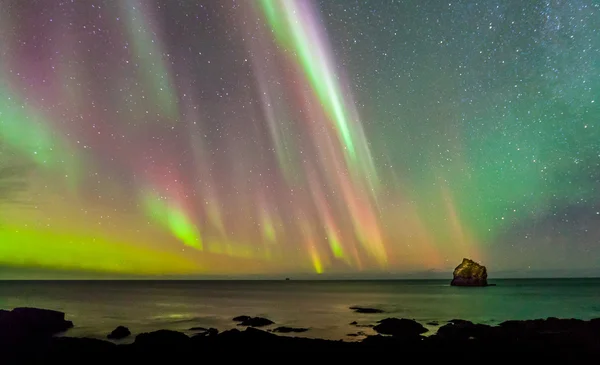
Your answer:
[373,318,428,338]
[450,258,488,286]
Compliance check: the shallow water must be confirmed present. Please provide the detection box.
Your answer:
[1,279,599,342]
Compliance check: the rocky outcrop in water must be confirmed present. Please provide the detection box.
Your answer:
[451,258,488,286]
[233,316,274,327]
[107,326,130,340]
[0,307,73,345]
[349,306,385,314]
[272,326,309,333]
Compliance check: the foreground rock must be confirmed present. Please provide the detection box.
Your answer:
[135,330,190,348]
[273,326,309,333]
[0,307,73,344]
[349,306,385,314]
[373,318,428,338]
[350,321,373,328]
[107,326,130,340]
[451,258,489,286]
[234,316,274,327]
[436,319,491,340]
[2,308,600,360]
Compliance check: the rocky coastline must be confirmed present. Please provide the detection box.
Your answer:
[1,307,600,362]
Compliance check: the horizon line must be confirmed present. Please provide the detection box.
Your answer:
[1,276,599,281]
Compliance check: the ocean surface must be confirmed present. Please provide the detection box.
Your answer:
[1,279,599,342]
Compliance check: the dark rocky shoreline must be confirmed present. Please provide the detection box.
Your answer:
[1,307,600,363]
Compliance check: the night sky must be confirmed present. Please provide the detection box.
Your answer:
[0,0,598,277]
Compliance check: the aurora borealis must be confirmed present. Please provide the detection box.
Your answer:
[0,0,598,277]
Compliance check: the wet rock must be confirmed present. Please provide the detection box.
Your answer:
[436,320,491,340]
[273,326,309,333]
[350,306,385,314]
[451,258,488,286]
[237,316,275,327]
[350,321,358,325]
[373,318,428,338]
[499,317,587,334]
[427,321,439,326]
[107,325,130,340]
[189,326,207,331]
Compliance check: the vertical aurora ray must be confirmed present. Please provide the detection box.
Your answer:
[189,132,226,237]
[253,66,302,184]
[0,37,80,187]
[257,199,278,261]
[0,90,68,169]
[259,209,277,243]
[257,0,379,185]
[142,190,202,250]
[309,244,323,274]
[306,169,346,260]
[299,218,324,274]
[137,156,203,251]
[118,0,178,119]
[252,0,390,270]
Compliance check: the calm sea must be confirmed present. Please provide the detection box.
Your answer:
[1,279,599,342]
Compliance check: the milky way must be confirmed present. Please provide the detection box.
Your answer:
[0,0,598,276]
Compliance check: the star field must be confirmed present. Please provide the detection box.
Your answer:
[0,0,598,276]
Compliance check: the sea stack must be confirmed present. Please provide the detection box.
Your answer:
[450,258,488,286]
